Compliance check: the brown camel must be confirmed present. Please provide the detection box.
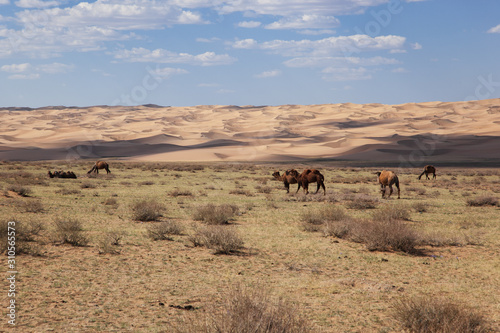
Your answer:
[87,160,111,174]
[296,169,326,195]
[418,165,436,180]
[48,170,77,179]
[377,170,400,199]
[272,169,299,193]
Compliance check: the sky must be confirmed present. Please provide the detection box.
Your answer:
[0,0,499,107]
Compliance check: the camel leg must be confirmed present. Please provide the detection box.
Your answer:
[105,166,111,174]
[425,172,430,180]
[380,184,386,198]
[388,185,393,198]
[303,182,309,195]
[321,182,326,195]
[315,182,320,194]
[396,184,401,199]
[433,173,436,179]
[284,181,290,193]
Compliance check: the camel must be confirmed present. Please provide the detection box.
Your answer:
[377,170,400,199]
[272,169,299,193]
[48,170,77,179]
[418,165,436,180]
[87,160,111,174]
[296,169,326,195]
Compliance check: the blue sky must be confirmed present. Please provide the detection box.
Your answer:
[0,0,499,107]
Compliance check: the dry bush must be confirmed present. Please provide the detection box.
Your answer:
[256,185,273,194]
[357,219,419,253]
[102,198,118,206]
[394,296,489,333]
[0,219,45,255]
[7,184,32,197]
[301,205,347,232]
[323,219,357,239]
[371,204,411,221]
[56,188,81,195]
[229,188,254,196]
[466,195,499,207]
[172,286,312,333]
[169,189,193,197]
[139,180,155,186]
[97,232,123,255]
[412,202,429,213]
[80,181,96,189]
[346,194,378,209]
[147,221,184,241]
[189,225,244,254]
[18,199,44,213]
[192,204,239,225]
[53,218,89,246]
[131,199,165,221]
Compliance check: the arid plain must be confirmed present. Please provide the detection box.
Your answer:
[1,99,500,332]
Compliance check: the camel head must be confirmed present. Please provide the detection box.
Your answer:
[272,171,281,179]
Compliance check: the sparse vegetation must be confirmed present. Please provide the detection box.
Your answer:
[394,296,489,333]
[0,162,499,332]
[131,199,165,221]
[190,225,244,254]
[466,195,499,207]
[53,218,89,247]
[192,203,239,225]
[147,221,184,240]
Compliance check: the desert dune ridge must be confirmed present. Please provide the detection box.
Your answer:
[1,99,499,162]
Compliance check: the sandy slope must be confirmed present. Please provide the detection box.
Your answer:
[1,99,500,163]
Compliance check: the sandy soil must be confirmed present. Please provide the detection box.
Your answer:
[1,99,499,162]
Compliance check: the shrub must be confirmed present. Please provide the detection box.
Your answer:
[169,189,193,197]
[56,188,81,195]
[192,204,239,225]
[394,296,489,333]
[256,185,273,194]
[80,181,96,189]
[147,221,184,241]
[358,219,418,253]
[172,286,312,333]
[301,206,347,232]
[53,218,89,246]
[412,202,429,213]
[371,204,411,221]
[466,195,499,207]
[103,198,118,206]
[97,232,122,255]
[0,219,45,255]
[7,185,32,197]
[19,199,44,213]
[139,181,155,186]
[229,188,254,196]
[132,199,165,221]
[346,194,378,209]
[189,225,244,254]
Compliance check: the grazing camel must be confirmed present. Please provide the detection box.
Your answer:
[48,170,77,179]
[377,170,400,199]
[272,169,299,193]
[87,160,111,174]
[296,169,326,195]
[418,165,436,180]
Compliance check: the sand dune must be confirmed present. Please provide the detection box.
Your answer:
[1,99,499,163]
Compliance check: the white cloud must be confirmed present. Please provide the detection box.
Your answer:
[238,21,261,28]
[487,24,500,33]
[411,42,422,50]
[1,63,31,72]
[38,62,73,73]
[255,69,281,78]
[150,67,188,78]
[322,67,371,81]
[218,0,388,16]
[297,29,336,35]
[113,47,236,66]
[265,15,340,30]
[232,35,406,57]
[0,0,9,5]
[196,37,221,43]
[392,67,408,73]
[15,0,59,8]
[8,73,40,79]
[284,56,400,68]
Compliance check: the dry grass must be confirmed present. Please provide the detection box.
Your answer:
[0,162,499,332]
[192,203,239,225]
[52,218,89,247]
[466,195,499,207]
[394,296,490,333]
[189,225,244,254]
[147,220,184,240]
[131,199,165,221]
[172,285,313,332]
